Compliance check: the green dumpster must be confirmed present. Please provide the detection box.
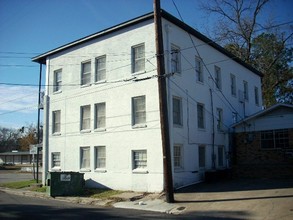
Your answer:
[46,172,84,197]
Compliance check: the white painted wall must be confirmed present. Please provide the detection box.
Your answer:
[42,16,263,191]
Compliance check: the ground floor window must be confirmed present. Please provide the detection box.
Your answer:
[95,146,106,170]
[261,129,289,149]
[198,145,205,168]
[80,147,90,171]
[52,152,60,169]
[174,145,183,170]
[133,150,147,170]
[218,146,224,167]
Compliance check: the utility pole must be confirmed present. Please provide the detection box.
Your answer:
[154,0,174,203]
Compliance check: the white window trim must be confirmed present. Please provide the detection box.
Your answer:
[81,60,92,86]
[94,102,106,130]
[80,105,91,132]
[51,152,61,171]
[174,144,184,171]
[230,74,237,97]
[173,96,183,127]
[95,55,106,82]
[80,146,91,172]
[52,110,61,134]
[53,69,62,93]
[132,95,146,128]
[95,146,106,172]
[132,150,148,173]
[195,56,203,83]
[131,43,145,74]
[214,65,222,90]
[171,44,181,74]
[197,103,205,130]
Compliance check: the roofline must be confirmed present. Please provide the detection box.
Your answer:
[232,103,293,127]
[32,10,262,77]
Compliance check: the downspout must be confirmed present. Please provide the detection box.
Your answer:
[210,89,216,170]
[36,63,42,183]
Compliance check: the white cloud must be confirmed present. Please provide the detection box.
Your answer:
[0,85,39,114]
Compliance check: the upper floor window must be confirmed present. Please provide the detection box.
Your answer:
[52,110,61,134]
[94,102,106,129]
[254,86,259,105]
[214,66,222,90]
[195,56,203,83]
[132,95,146,126]
[173,96,182,126]
[216,108,223,132]
[243,81,249,101]
[197,103,205,129]
[81,105,91,131]
[53,69,62,92]
[132,44,145,73]
[230,74,236,96]
[81,61,91,86]
[171,44,181,74]
[95,55,106,82]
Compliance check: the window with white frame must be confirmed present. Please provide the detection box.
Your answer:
[52,152,60,169]
[95,55,106,82]
[195,56,203,83]
[132,96,146,126]
[197,103,205,129]
[173,96,182,126]
[132,44,145,73]
[254,86,259,105]
[94,102,106,129]
[52,110,61,134]
[174,145,183,170]
[230,74,236,96]
[95,146,106,169]
[133,150,147,170]
[81,105,91,131]
[261,129,289,149]
[198,145,205,168]
[171,44,180,74]
[53,69,62,92]
[243,81,249,101]
[80,147,90,170]
[214,66,222,90]
[218,146,224,167]
[81,61,91,85]
[216,108,223,131]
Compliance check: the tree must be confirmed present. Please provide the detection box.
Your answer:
[0,127,20,152]
[251,33,293,106]
[200,0,293,106]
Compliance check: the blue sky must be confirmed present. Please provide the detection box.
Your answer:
[0,0,292,129]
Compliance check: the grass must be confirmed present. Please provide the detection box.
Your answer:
[0,179,37,189]
[83,188,123,199]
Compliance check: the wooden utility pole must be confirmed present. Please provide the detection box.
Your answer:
[154,0,174,203]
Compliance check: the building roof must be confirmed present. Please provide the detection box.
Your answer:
[232,103,293,127]
[32,10,262,77]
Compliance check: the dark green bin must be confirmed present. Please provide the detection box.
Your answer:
[46,172,84,197]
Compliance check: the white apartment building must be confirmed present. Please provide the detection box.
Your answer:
[32,10,262,192]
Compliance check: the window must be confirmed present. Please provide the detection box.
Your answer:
[52,152,60,169]
[133,150,147,170]
[261,129,289,149]
[197,103,205,129]
[214,66,222,90]
[52,110,61,134]
[171,45,180,74]
[216,108,223,131]
[254,86,259,105]
[95,56,106,82]
[81,105,91,130]
[80,147,90,170]
[95,146,106,169]
[232,112,238,123]
[198,145,205,168]
[81,61,91,85]
[218,146,224,167]
[53,69,62,92]
[94,102,106,129]
[132,96,146,126]
[132,44,145,73]
[173,97,182,126]
[243,81,249,101]
[174,145,183,169]
[195,56,203,82]
[230,74,236,96]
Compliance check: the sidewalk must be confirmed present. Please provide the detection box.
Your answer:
[1,178,293,219]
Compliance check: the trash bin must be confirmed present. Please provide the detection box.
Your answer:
[46,171,84,197]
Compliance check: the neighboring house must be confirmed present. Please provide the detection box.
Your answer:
[0,151,42,165]
[32,10,262,192]
[232,104,293,178]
